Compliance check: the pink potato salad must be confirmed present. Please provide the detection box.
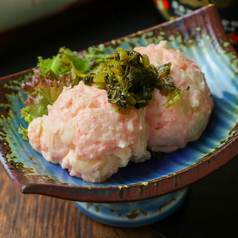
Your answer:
[135,41,214,152]
[21,41,214,183]
[28,82,150,183]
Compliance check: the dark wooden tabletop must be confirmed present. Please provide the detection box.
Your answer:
[0,165,163,238]
[1,1,238,237]
[1,155,238,238]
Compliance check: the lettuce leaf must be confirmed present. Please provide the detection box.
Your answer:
[21,76,68,124]
[37,54,60,77]
[37,47,92,78]
[19,46,106,139]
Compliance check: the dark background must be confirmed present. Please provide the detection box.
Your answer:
[0,0,238,237]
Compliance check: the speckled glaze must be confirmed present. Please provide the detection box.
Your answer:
[0,5,238,204]
[75,187,189,227]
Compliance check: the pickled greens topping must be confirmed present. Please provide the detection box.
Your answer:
[86,48,181,113]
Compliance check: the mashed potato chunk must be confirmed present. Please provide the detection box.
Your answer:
[28,81,150,183]
[135,41,214,152]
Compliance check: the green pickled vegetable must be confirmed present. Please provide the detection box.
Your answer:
[85,47,181,113]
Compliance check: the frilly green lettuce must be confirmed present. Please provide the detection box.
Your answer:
[19,46,106,139]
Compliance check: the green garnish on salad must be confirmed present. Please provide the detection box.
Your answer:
[19,45,180,138]
[20,46,105,126]
[89,48,181,113]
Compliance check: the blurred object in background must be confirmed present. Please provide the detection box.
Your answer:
[154,0,238,49]
[0,0,88,32]
[0,0,95,54]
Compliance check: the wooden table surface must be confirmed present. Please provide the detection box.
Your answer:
[0,165,163,238]
[1,156,238,238]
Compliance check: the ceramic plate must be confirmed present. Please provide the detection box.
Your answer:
[1,5,238,203]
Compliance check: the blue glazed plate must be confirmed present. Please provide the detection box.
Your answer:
[0,5,238,203]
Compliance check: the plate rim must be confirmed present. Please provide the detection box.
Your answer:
[1,4,238,203]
